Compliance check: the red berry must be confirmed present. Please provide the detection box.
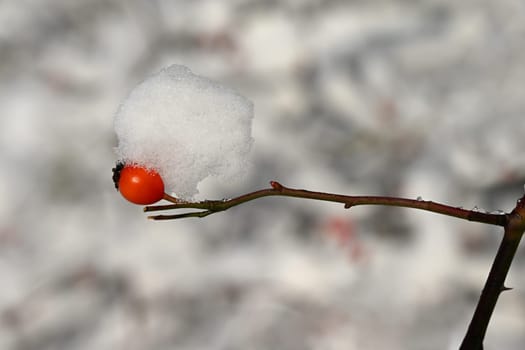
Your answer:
[117,164,165,205]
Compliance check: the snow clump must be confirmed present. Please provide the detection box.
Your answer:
[114,64,254,199]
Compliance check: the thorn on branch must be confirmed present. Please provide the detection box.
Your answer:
[501,286,513,292]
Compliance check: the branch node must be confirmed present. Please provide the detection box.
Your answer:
[344,203,352,209]
[270,181,283,191]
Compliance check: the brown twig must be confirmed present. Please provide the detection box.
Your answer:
[145,181,508,226]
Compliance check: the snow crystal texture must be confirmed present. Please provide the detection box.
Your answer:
[114,64,254,199]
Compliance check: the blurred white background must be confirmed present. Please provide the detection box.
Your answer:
[1,0,525,349]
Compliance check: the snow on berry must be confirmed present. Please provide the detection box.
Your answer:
[114,64,254,199]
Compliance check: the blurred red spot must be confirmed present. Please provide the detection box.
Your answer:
[324,216,367,263]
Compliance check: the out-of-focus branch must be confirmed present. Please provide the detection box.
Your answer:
[145,181,508,227]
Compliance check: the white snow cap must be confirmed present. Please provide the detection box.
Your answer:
[114,64,254,199]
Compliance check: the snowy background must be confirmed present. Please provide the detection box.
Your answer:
[1,0,525,349]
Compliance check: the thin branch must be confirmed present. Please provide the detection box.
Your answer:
[145,181,508,226]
